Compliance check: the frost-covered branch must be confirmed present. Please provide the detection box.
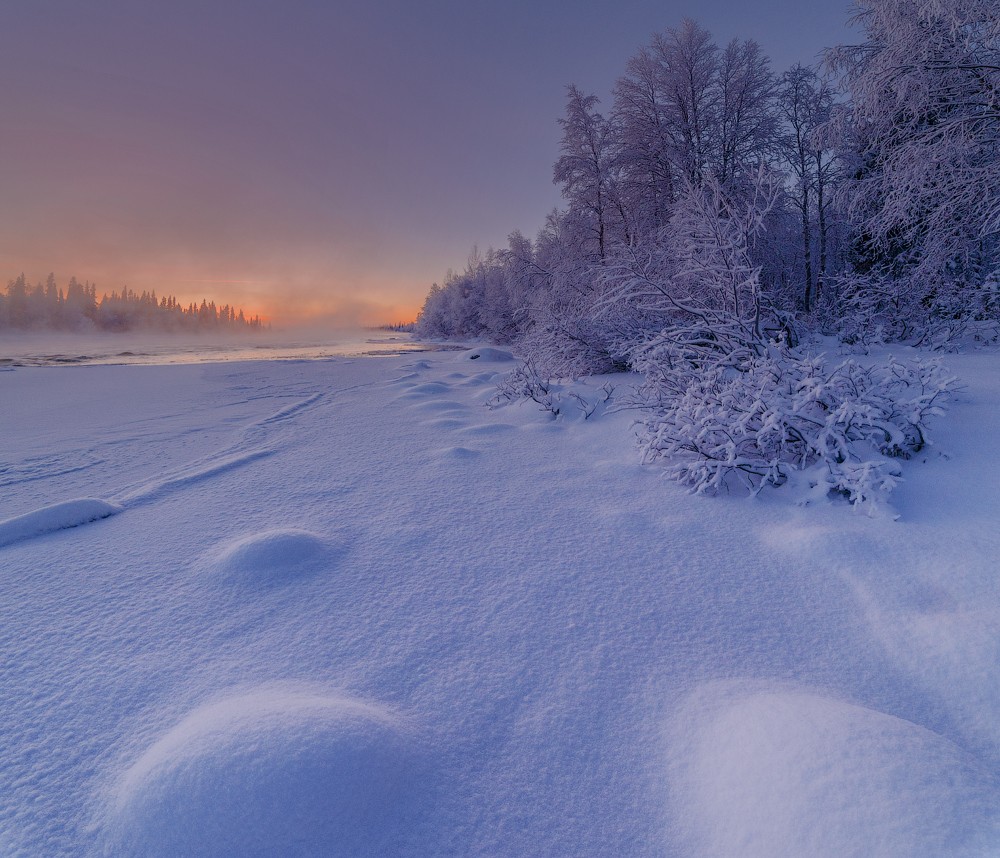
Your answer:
[630,349,959,512]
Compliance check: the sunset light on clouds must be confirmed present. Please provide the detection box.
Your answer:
[1,0,850,327]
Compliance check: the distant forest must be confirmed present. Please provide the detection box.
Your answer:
[0,274,265,333]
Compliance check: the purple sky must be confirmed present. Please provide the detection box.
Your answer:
[0,1,854,325]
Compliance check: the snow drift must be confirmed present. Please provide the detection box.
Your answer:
[97,686,426,857]
[0,498,122,547]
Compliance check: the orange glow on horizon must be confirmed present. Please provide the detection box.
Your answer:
[3,266,423,330]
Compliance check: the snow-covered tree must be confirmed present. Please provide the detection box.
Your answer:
[553,87,630,259]
[777,64,837,310]
[655,19,720,187]
[829,0,1000,335]
[612,42,679,238]
[0,275,263,333]
[598,167,784,372]
[715,38,779,192]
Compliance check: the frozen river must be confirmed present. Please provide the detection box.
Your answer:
[0,330,448,367]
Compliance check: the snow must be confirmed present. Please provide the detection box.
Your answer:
[97,686,425,857]
[0,498,123,548]
[203,529,345,586]
[1,345,999,855]
[465,347,515,362]
[666,683,1000,857]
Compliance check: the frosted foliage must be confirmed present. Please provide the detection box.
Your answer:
[598,170,783,360]
[631,350,958,511]
[488,360,614,419]
[830,0,1000,331]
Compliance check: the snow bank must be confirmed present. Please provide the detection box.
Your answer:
[0,498,122,547]
[666,683,1000,857]
[97,686,426,857]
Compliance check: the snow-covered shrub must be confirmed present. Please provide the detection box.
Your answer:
[488,360,615,420]
[630,349,958,511]
[597,169,790,358]
[515,311,627,378]
[830,269,1000,351]
[488,361,562,417]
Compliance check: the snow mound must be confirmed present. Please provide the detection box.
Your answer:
[667,683,1000,857]
[205,528,343,585]
[421,417,466,431]
[0,497,122,547]
[98,686,425,857]
[465,347,514,362]
[436,445,481,460]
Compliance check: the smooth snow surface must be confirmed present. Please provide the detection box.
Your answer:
[667,683,1000,857]
[99,686,424,857]
[2,346,999,856]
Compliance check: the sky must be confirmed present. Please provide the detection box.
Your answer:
[0,1,855,327]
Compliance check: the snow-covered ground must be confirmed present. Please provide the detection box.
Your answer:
[1,346,999,856]
[0,329,430,367]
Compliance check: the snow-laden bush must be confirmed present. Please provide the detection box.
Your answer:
[630,348,958,512]
[488,360,614,420]
[597,171,785,357]
[514,311,627,378]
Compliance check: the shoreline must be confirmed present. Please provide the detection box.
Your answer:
[0,331,467,368]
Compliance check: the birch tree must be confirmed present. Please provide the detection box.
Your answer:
[778,64,836,310]
[553,87,630,260]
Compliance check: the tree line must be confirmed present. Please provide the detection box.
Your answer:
[416,0,994,508]
[416,0,1000,370]
[0,274,266,333]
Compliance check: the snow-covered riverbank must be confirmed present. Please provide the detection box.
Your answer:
[2,347,998,856]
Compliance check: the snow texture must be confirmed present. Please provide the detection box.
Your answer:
[667,683,1000,857]
[1,348,999,855]
[0,498,122,547]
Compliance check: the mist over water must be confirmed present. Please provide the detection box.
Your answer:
[0,329,449,368]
